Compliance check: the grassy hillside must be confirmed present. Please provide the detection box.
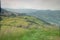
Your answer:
[0,16,60,40]
[5,8,60,25]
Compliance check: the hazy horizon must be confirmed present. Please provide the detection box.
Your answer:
[1,0,60,10]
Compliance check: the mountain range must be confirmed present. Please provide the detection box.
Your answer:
[2,8,60,25]
[4,8,60,26]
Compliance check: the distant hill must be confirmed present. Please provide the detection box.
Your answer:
[28,10,60,26]
[4,8,60,26]
[5,9,37,13]
[0,8,28,17]
[1,8,15,16]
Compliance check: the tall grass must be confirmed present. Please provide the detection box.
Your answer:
[0,16,60,40]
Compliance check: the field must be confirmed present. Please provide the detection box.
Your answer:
[0,16,60,40]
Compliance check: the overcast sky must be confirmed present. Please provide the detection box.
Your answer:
[1,0,60,10]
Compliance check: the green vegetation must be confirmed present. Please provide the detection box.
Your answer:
[0,16,60,40]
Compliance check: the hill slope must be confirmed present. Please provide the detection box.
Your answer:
[5,8,60,26]
[0,16,60,40]
[0,8,60,40]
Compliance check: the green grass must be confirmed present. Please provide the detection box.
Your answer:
[0,16,60,40]
[0,28,59,40]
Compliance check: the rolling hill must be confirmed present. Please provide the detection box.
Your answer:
[5,8,60,26]
[0,8,60,40]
